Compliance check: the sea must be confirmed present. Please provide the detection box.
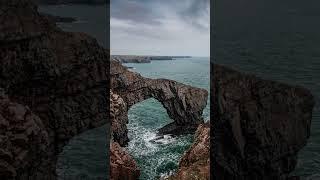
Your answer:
[214,0,320,178]
[38,4,210,180]
[124,58,210,179]
[38,1,320,179]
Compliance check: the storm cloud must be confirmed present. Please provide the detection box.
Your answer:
[111,0,210,56]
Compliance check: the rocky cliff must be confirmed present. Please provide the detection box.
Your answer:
[110,142,140,180]
[0,90,50,179]
[0,0,108,178]
[110,60,208,145]
[168,122,210,180]
[212,64,315,180]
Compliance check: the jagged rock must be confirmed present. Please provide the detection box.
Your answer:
[167,122,210,180]
[0,90,50,179]
[110,90,129,146]
[110,142,140,180]
[110,60,208,139]
[212,64,315,180]
[0,0,108,178]
[110,90,139,179]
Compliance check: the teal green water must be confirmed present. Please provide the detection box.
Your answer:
[125,57,210,179]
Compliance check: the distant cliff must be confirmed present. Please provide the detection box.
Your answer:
[111,55,192,63]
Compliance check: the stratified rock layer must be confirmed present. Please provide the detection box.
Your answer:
[0,0,108,178]
[212,64,315,180]
[168,122,210,180]
[111,60,208,139]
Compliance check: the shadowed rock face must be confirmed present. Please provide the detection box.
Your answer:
[0,0,108,179]
[111,60,208,139]
[168,122,210,180]
[212,64,315,180]
[0,90,50,179]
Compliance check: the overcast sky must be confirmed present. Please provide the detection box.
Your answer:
[110,0,210,57]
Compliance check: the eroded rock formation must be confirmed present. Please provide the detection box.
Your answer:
[168,122,210,180]
[110,142,140,180]
[111,60,208,138]
[0,0,108,178]
[0,90,51,179]
[110,90,129,146]
[110,90,140,179]
[212,64,315,180]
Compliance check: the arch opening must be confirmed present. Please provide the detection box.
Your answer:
[126,98,193,179]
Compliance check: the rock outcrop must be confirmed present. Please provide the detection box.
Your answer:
[110,90,129,147]
[0,0,108,178]
[0,90,50,179]
[110,142,140,180]
[110,90,140,179]
[168,122,210,180]
[212,64,315,180]
[111,60,208,141]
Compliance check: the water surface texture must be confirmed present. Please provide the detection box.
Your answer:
[125,57,210,179]
[214,0,320,178]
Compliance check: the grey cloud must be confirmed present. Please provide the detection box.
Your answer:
[111,0,162,25]
[179,0,210,30]
[111,0,209,30]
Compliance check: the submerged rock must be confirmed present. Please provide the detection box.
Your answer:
[212,64,315,180]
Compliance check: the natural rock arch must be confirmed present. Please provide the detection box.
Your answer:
[110,61,208,146]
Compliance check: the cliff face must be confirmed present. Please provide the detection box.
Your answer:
[110,90,140,179]
[0,90,50,179]
[212,64,315,180]
[110,142,140,180]
[0,0,109,178]
[168,122,210,180]
[111,60,208,140]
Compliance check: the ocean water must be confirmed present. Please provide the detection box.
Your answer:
[124,57,210,179]
[214,0,320,178]
[38,5,108,179]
